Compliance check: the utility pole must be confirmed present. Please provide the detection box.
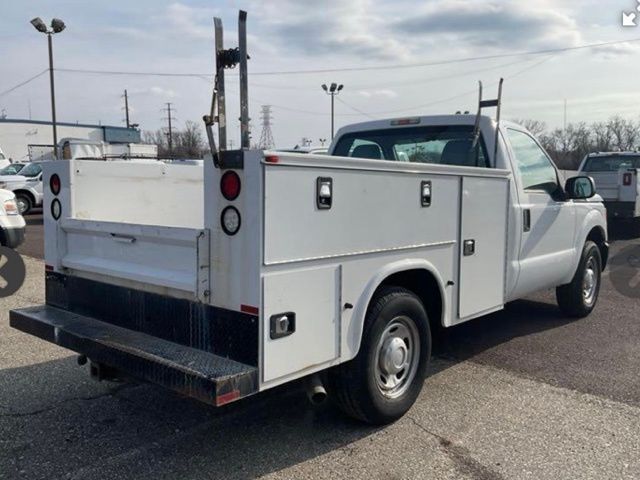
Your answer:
[123,89,130,128]
[258,105,275,149]
[163,102,176,157]
[563,99,567,132]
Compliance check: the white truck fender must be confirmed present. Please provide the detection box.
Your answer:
[559,207,607,285]
[344,258,448,361]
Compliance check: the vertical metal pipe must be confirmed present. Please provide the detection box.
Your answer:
[214,17,226,151]
[331,94,335,140]
[47,33,58,159]
[238,10,250,149]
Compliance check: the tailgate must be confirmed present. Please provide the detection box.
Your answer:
[58,218,210,301]
[588,172,620,200]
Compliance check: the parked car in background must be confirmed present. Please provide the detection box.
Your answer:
[578,152,640,220]
[0,163,27,176]
[0,162,43,214]
[0,189,26,248]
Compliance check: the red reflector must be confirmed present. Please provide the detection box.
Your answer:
[264,155,279,163]
[241,304,259,315]
[623,173,632,186]
[220,171,241,201]
[390,117,421,126]
[50,174,61,195]
[45,264,54,271]
[216,389,241,406]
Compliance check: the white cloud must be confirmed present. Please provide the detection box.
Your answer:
[359,89,398,99]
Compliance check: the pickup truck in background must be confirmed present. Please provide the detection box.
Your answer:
[578,152,640,221]
[10,11,609,425]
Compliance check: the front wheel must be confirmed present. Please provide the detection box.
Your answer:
[329,287,431,425]
[556,240,602,318]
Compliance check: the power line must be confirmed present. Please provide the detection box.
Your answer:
[336,96,375,119]
[52,37,640,78]
[0,69,48,97]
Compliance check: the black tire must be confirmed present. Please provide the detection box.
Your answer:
[329,286,431,425]
[15,193,32,215]
[556,240,602,318]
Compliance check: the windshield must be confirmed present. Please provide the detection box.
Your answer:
[0,164,25,175]
[332,125,489,167]
[18,163,42,178]
[583,155,640,172]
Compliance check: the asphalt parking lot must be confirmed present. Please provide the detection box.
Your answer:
[2,217,639,479]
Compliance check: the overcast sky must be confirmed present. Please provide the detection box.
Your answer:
[1,0,639,148]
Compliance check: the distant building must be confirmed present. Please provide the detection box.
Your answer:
[0,118,140,162]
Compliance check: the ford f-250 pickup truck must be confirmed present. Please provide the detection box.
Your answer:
[9,11,608,425]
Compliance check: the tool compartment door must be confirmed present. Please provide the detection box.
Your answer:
[262,265,340,383]
[458,176,509,319]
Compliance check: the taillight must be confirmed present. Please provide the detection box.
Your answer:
[50,174,61,195]
[220,171,241,200]
[623,173,632,186]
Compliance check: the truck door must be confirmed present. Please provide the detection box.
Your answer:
[506,128,576,297]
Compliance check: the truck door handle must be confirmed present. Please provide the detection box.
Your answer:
[523,209,531,232]
[316,177,332,210]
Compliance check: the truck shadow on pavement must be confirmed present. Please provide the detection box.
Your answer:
[0,297,577,479]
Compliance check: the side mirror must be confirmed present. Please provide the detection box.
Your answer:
[565,175,595,200]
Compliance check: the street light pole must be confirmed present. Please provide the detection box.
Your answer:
[31,17,65,159]
[321,83,344,140]
[47,32,58,156]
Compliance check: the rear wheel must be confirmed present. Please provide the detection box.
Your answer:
[330,287,431,424]
[15,194,32,215]
[556,240,602,318]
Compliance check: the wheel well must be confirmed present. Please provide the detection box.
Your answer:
[586,226,608,269]
[376,269,443,330]
[13,190,35,203]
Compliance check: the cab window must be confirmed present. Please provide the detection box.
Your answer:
[19,163,42,178]
[332,125,489,168]
[507,129,559,194]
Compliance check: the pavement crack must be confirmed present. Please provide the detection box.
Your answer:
[407,415,505,480]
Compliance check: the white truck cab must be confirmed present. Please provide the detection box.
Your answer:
[9,11,608,425]
[0,145,10,170]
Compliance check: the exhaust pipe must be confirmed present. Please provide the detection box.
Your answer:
[306,374,327,405]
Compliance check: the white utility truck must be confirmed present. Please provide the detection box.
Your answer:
[10,11,608,425]
[578,152,640,220]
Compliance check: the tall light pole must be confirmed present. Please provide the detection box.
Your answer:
[321,83,343,140]
[30,17,66,159]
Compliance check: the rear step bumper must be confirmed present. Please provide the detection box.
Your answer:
[10,305,258,407]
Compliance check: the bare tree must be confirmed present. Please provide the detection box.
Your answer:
[513,118,547,137]
[143,121,205,158]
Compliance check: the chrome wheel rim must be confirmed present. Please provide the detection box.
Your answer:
[582,256,598,306]
[16,198,27,214]
[374,316,420,399]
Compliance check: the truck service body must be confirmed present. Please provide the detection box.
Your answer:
[10,11,608,424]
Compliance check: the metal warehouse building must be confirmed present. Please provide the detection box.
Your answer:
[0,118,141,162]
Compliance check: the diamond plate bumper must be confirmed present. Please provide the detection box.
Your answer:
[10,305,258,406]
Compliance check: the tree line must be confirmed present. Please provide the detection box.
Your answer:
[142,120,206,158]
[515,116,640,170]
